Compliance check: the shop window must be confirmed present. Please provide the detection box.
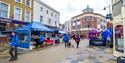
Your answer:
[0,23,6,31]
[115,25,124,53]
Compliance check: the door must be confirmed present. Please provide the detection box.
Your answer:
[17,30,31,48]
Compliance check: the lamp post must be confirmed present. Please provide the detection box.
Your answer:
[103,4,113,29]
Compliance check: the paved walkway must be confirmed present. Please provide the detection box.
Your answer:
[0,39,117,63]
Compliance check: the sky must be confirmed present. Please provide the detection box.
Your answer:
[41,0,111,24]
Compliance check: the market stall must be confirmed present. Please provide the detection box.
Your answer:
[89,30,104,46]
[16,22,53,49]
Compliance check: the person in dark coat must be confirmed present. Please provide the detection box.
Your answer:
[75,34,81,48]
[9,32,18,61]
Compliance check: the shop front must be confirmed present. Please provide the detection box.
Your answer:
[113,23,125,57]
[0,17,29,51]
[113,4,125,57]
[0,17,29,32]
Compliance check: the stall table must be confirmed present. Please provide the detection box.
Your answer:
[45,39,55,45]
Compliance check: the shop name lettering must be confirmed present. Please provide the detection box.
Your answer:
[0,19,12,22]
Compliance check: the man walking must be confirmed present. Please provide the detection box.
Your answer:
[9,32,19,61]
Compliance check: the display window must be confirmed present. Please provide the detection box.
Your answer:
[115,25,124,53]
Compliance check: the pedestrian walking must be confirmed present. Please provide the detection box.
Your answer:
[63,34,70,47]
[39,34,44,47]
[9,32,19,61]
[75,34,81,48]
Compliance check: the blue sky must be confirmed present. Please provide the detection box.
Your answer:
[41,0,111,24]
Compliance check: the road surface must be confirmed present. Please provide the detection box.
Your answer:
[0,39,116,63]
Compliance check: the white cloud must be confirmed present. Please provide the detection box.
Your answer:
[41,0,111,24]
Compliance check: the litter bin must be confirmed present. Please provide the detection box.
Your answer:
[117,56,125,63]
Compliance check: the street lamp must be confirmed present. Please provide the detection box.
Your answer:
[103,4,113,29]
[103,4,113,20]
[103,4,112,14]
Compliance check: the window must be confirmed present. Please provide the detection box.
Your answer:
[48,19,51,24]
[88,22,90,28]
[41,7,43,11]
[25,11,30,22]
[51,12,53,16]
[15,0,22,3]
[14,7,21,20]
[96,18,100,24]
[87,16,92,21]
[40,16,43,22]
[26,0,31,6]
[115,25,124,52]
[112,0,122,16]
[55,21,57,25]
[55,14,57,18]
[84,17,87,21]
[0,2,9,18]
[0,23,6,31]
[46,10,48,14]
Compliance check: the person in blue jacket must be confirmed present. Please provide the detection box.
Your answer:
[39,34,44,47]
[9,32,18,61]
[63,34,70,47]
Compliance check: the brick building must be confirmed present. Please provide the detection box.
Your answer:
[0,0,33,43]
[0,0,33,31]
[71,6,106,38]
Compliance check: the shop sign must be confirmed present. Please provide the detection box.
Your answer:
[0,18,12,22]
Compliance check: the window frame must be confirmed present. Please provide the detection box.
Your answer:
[40,7,43,11]
[25,10,31,22]
[51,12,53,17]
[14,6,22,20]
[40,15,43,22]
[0,1,10,18]
[25,0,31,7]
[46,10,48,14]
[15,0,22,3]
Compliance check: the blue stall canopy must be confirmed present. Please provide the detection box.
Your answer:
[16,22,54,32]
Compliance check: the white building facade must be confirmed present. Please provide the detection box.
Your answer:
[64,20,71,32]
[33,0,60,27]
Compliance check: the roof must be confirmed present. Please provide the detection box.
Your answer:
[71,12,105,19]
[44,24,62,31]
